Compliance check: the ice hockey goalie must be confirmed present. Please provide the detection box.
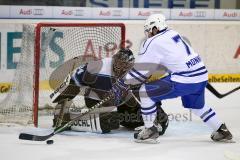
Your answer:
[51,48,169,135]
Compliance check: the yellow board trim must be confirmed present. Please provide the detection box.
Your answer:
[148,73,240,83]
[208,74,240,83]
[0,82,11,93]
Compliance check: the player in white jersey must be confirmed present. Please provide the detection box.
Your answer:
[111,14,233,143]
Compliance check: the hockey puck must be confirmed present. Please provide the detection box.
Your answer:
[46,140,54,145]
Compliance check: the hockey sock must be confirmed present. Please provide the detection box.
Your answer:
[139,84,158,128]
[191,105,222,131]
[142,112,157,128]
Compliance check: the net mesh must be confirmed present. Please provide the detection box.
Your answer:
[0,23,124,125]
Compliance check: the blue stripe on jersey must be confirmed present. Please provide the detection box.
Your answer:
[128,71,145,83]
[172,66,207,77]
[139,29,170,55]
[142,39,147,48]
[186,70,208,77]
[174,66,206,75]
[131,68,148,80]
[203,112,216,122]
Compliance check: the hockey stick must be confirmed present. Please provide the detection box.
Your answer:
[19,93,113,141]
[206,83,240,99]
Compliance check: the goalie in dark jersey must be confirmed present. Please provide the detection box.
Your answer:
[51,48,168,135]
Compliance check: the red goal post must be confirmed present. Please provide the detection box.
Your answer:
[33,23,125,126]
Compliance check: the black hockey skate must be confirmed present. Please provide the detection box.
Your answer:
[211,123,234,143]
[134,125,160,144]
[156,107,169,135]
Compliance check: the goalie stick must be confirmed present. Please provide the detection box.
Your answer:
[19,93,114,141]
[206,83,240,99]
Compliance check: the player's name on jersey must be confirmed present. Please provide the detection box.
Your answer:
[186,56,202,68]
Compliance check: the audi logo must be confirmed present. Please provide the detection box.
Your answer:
[112,10,122,16]
[33,9,44,15]
[194,11,206,17]
[75,10,84,16]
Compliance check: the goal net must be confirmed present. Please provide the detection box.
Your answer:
[0,23,125,126]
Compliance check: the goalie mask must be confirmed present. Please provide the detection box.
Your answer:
[112,48,135,78]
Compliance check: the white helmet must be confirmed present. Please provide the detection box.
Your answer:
[144,14,167,33]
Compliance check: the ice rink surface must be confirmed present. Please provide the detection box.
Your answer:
[0,83,240,160]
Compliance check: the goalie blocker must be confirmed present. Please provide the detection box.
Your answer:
[52,48,169,134]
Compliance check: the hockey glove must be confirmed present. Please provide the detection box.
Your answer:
[111,79,129,106]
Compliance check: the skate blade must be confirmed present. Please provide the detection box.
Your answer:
[134,138,160,144]
[215,139,236,143]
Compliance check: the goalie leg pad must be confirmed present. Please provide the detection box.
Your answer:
[50,74,80,103]
[70,111,120,133]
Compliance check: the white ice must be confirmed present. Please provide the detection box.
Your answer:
[0,83,240,160]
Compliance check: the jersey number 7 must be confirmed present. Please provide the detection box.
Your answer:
[172,34,191,55]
